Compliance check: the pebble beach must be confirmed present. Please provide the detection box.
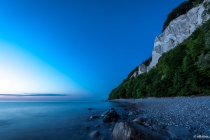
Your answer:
[112,96,210,139]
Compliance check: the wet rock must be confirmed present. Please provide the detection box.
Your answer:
[108,110,119,118]
[102,109,119,123]
[101,110,110,118]
[102,115,111,123]
[111,118,118,122]
[90,115,100,120]
[110,108,114,110]
[112,121,169,140]
[89,130,100,138]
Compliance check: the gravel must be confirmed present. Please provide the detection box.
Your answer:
[118,96,210,136]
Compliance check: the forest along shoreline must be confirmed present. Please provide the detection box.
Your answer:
[108,96,210,140]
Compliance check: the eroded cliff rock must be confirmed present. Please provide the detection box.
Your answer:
[131,0,210,78]
[148,0,210,70]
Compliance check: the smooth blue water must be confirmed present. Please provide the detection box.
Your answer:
[0,101,125,140]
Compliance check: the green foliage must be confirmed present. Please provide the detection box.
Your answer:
[196,52,210,70]
[195,27,210,76]
[162,0,204,32]
[108,18,210,100]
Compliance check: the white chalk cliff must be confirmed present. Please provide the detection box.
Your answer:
[132,0,210,78]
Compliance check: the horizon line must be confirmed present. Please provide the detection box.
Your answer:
[0,93,69,96]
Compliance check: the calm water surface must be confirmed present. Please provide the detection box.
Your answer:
[0,101,125,140]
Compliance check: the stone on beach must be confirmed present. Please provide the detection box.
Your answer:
[102,115,111,123]
[112,121,169,140]
[107,110,119,118]
[101,109,119,123]
[101,110,110,118]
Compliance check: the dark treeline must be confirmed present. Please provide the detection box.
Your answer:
[108,19,210,100]
[162,0,204,32]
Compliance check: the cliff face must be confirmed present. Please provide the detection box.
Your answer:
[132,0,210,77]
[109,0,210,100]
[148,0,210,70]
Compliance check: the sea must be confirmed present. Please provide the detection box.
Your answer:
[0,101,126,140]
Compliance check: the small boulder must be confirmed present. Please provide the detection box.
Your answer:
[101,110,110,118]
[89,130,100,138]
[90,115,100,120]
[107,110,119,118]
[111,118,118,122]
[112,121,169,140]
[102,115,111,123]
[102,109,119,123]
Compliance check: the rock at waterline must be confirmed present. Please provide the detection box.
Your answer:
[89,130,100,138]
[102,115,111,123]
[112,121,169,140]
[90,115,100,120]
[102,109,119,123]
[101,110,110,118]
[88,108,92,110]
[107,110,119,118]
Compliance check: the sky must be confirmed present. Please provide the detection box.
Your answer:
[0,0,184,100]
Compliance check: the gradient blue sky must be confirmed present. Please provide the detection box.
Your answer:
[0,0,184,100]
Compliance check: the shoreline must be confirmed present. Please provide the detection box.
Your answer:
[108,96,210,139]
